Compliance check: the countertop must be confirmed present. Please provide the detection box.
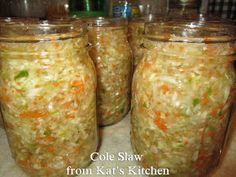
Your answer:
[0,112,236,177]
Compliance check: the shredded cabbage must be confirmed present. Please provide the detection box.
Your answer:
[0,32,98,177]
[88,25,132,126]
[131,39,236,177]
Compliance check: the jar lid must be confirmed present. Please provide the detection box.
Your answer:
[145,15,236,43]
[0,17,85,42]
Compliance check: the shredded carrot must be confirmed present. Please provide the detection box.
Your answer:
[84,74,90,81]
[161,84,170,93]
[210,108,218,117]
[206,45,216,57]
[139,106,146,113]
[19,110,49,118]
[165,112,170,117]
[0,88,9,102]
[117,46,126,53]
[0,95,11,103]
[202,97,209,105]
[154,111,167,132]
[5,122,14,129]
[0,44,7,50]
[63,101,73,108]
[210,104,224,117]
[34,84,41,88]
[74,146,80,153]
[175,112,181,118]
[0,87,7,93]
[53,96,64,103]
[220,115,225,120]
[100,36,109,44]
[47,146,56,153]
[71,80,85,94]
[36,136,55,143]
[76,98,81,103]
[143,62,151,68]
[51,36,57,43]
[183,139,189,145]
[19,159,30,168]
[40,160,48,168]
[54,42,60,48]
[218,103,224,109]
[31,121,40,130]
[65,113,76,120]
[227,56,234,63]
[201,92,209,105]
[16,89,24,94]
[52,81,64,87]
[208,131,215,138]
[112,64,117,69]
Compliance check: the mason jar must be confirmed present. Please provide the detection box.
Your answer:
[128,17,145,68]
[0,18,97,177]
[128,15,159,68]
[131,18,236,177]
[87,17,132,126]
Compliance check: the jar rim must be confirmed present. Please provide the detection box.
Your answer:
[145,16,236,43]
[83,17,128,28]
[129,15,163,24]
[0,17,85,42]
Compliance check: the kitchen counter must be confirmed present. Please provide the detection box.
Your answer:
[0,112,236,177]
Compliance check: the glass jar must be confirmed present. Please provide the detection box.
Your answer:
[87,17,132,126]
[128,15,158,68]
[128,17,145,68]
[0,18,98,177]
[47,0,69,18]
[9,0,48,18]
[0,110,3,128]
[131,18,236,177]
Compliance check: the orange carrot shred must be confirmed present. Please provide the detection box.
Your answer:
[154,111,167,132]
[161,84,170,93]
[143,63,151,68]
[47,146,56,153]
[36,136,55,142]
[72,80,85,94]
[202,93,209,106]
[19,110,49,119]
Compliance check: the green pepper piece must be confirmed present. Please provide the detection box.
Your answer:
[14,70,29,80]
[192,98,200,107]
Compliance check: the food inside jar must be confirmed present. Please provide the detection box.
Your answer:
[128,20,145,68]
[88,22,132,126]
[131,38,236,177]
[0,31,97,177]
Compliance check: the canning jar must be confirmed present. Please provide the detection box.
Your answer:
[131,17,236,177]
[128,17,145,68]
[128,15,158,68]
[87,17,132,126]
[0,18,97,177]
